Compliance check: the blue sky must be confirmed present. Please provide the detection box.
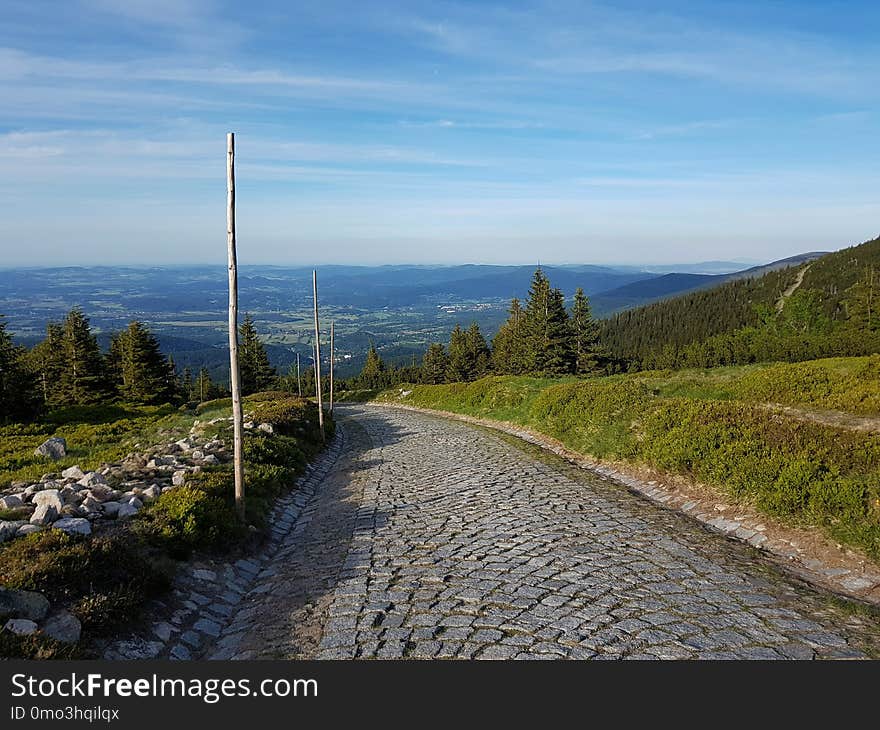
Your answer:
[1,0,878,266]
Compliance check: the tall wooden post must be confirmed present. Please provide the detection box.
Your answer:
[329,321,335,415]
[312,270,325,440]
[226,132,245,519]
[296,352,302,397]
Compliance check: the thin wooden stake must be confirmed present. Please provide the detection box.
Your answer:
[296,352,302,397]
[312,269,325,440]
[329,321,335,415]
[226,132,245,519]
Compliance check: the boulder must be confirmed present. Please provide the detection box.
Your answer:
[117,503,139,520]
[172,471,186,487]
[53,517,91,537]
[0,521,21,542]
[81,496,102,512]
[203,454,219,465]
[0,588,50,621]
[141,485,161,502]
[191,450,205,460]
[59,487,82,505]
[61,465,85,481]
[102,501,121,518]
[30,503,58,526]
[17,524,42,537]
[32,490,63,512]
[41,611,81,644]
[4,618,38,636]
[34,438,67,460]
[257,423,274,434]
[77,472,106,488]
[0,494,24,510]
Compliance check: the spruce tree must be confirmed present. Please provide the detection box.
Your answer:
[59,308,106,404]
[109,320,172,403]
[523,269,574,375]
[492,298,529,375]
[194,367,220,402]
[28,322,66,406]
[0,317,40,422]
[570,287,600,373]
[239,314,276,395]
[421,343,448,384]
[465,322,491,380]
[358,344,385,388]
[446,325,471,382]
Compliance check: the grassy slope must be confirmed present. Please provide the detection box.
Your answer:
[370,355,880,559]
[0,393,329,658]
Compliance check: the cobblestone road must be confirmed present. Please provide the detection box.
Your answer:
[216,406,880,660]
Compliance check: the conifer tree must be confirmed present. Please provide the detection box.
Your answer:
[421,343,448,384]
[182,366,194,401]
[239,314,276,395]
[492,298,529,375]
[570,287,601,373]
[108,320,172,403]
[358,344,385,388]
[523,269,574,375]
[28,322,66,406]
[446,325,471,382]
[465,322,491,380]
[194,367,221,402]
[0,317,39,422]
[58,308,106,404]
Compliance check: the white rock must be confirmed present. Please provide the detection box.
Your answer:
[117,503,139,520]
[61,465,85,480]
[191,450,204,460]
[17,524,42,537]
[34,437,67,460]
[4,618,38,636]
[257,423,274,434]
[32,490,63,511]
[175,439,191,451]
[172,471,186,487]
[141,485,161,502]
[203,454,219,465]
[30,503,58,526]
[0,494,24,510]
[77,472,106,488]
[0,521,21,542]
[53,517,91,536]
[243,421,254,429]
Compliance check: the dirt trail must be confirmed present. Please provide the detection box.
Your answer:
[776,264,812,312]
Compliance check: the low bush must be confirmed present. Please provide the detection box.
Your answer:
[134,486,244,559]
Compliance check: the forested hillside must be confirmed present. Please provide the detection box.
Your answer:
[601,235,880,369]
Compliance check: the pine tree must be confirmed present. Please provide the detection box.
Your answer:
[845,266,879,332]
[182,366,194,401]
[446,325,471,382]
[358,344,385,388]
[109,320,172,403]
[194,367,221,402]
[58,308,106,404]
[570,287,600,373]
[465,322,491,380]
[0,317,40,422]
[239,314,276,395]
[421,343,448,384]
[28,323,66,406]
[492,298,529,375]
[523,269,574,375]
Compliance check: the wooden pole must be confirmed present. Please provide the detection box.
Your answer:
[312,270,325,440]
[226,132,245,519]
[296,352,302,397]
[329,321,334,415]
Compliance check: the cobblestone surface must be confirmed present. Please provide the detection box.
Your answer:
[214,406,880,660]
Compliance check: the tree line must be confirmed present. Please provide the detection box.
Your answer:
[0,309,283,423]
[346,268,604,389]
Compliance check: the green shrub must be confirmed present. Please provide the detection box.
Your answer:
[135,486,244,558]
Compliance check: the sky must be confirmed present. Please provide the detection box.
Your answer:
[0,0,878,266]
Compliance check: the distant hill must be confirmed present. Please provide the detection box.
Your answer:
[600,236,880,366]
[590,252,828,316]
